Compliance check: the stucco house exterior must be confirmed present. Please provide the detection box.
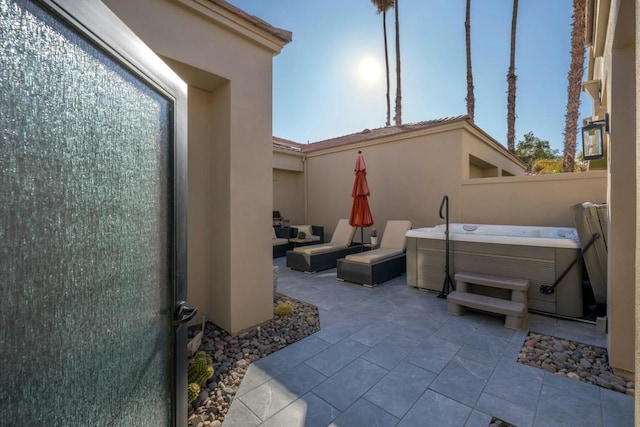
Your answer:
[579,0,637,387]
[104,0,291,334]
[274,116,606,239]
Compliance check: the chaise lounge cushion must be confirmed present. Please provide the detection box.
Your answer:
[343,220,412,265]
[379,220,413,250]
[293,218,355,254]
[345,248,403,264]
[294,242,347,255]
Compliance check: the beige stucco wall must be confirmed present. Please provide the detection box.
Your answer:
[460,172,608,227]
[605,0,636,377]
[586,0,636,380]
[273,169,305,225]
[302,123,525,242]
[305,128,466,241]
[105,0,287,333]
[273,149,305,224]
[460,127,525,178]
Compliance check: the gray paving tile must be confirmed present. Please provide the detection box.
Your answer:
[471,314,516,341]
[312,358,388,411]
[464,409,493,427]
[456,330,507,367]
[317,307,350,327]
[364,361,435,418]
[348,319,397,346]
[601,388,634,427]
[533,384,602,427]
[239,375,299,421]
[223,399,261,427]
[429,355,493,406]
[313,318,370,343]
[383,307,437,327]
[404,335,461,374]
[329,398,399,427]
[304,338,370,376]
[476,393,534,427]
[395,319,444,342]
[259,392,340,427]
[484,358,544,409]
[257,335,330,372]
[236,362,281,397]
[433,316,477,345]
[542,371,601,400]
[361,333,420,370]
[273,362,328,396]
[397,389,472,427]
[226,264,634,427]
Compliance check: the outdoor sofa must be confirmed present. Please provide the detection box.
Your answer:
[286,219,361,272]
[337,220,412,287]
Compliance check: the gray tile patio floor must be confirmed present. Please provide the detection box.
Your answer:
[223,257,634,426]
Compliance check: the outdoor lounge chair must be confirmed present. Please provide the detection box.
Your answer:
[336,220,412,287]
[286,219,361,272]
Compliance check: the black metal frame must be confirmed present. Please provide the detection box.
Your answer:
[438,195,455,298]
[43,1,190,425]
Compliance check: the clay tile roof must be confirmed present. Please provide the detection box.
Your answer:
[273,136,304,152]
[208,0,292,43]
[301,115,470,152]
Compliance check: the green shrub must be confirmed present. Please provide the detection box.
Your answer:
[275,302,294,317]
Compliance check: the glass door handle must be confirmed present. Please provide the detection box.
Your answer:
[173,301,197,325]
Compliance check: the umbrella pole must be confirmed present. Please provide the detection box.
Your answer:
[361,227,364,252]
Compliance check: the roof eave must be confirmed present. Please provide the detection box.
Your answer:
[176,0,292,54]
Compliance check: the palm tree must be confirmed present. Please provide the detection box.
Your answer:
[562,0,586,172]
[371,0,394,127]
[506,0,519,152]
[394,0,402,125]
[465,0,475,121]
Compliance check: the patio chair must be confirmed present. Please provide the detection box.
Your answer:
[273,227,292,258]
[290,224,324,243]
[286,219,361,272]
[336,220,412,287]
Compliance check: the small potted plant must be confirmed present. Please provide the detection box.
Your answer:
[370,228,378,246]
[297,231,307,240]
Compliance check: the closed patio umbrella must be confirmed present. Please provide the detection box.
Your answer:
[349,151,374,250]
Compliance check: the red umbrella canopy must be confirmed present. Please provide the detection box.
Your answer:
[349,151,374,228]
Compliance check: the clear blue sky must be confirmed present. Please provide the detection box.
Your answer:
[229,0,590,152]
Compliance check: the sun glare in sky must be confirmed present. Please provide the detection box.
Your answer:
[356,56,383,85]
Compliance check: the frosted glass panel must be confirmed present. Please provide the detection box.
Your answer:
[0,0,174,425]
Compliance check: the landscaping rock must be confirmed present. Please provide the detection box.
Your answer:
[186,294,320,426]
[518,331,634,396]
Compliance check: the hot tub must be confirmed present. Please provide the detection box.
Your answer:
[406,224,584,318]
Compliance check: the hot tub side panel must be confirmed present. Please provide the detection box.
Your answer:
[406,237,583,317]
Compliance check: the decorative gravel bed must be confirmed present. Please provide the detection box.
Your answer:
[187,294,320,427]
[518,331,634,396]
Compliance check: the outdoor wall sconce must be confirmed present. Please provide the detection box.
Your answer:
[581,113,609,160]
